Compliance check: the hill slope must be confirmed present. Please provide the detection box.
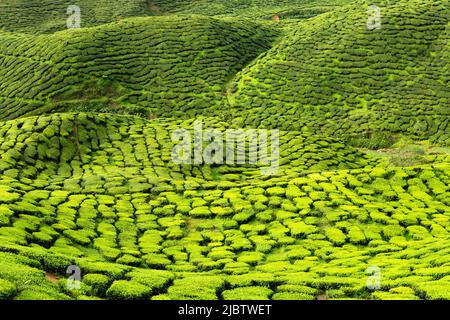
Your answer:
[228,0,450,145]
[0,0,152,34]
[0,16,279,121]
[0,0,352,34]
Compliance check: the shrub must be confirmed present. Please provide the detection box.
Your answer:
[223,262,250,274]
[275,210,297,220]
[210,206,233,216]
[32,231,54,247]
[116,254,142,267]
[202,230,225,242]
[268,196,283,208]
[286,185,305,199]
[0,205,14,226]
[372,291,419,300]
[382,225,405,238]
[256,210,273,222]
[14,286,71,300]
[143,253,171,269]
[63,229,92,246]
[293,197,313,210]
[288,221,318,238]
[266,187,285,196]
[106,280,152,300]
[222,220,238,230]
[347,227,366,244]
[240,224,266,234]
[76,260,129,280]
[287,247,311,260]
[281,201,298,213]
[277,284,318,295]
[0,186,20,203]
[126,269,174,294]
[208,249,235,261]
[406,226,431,240]
[232,209,255,223]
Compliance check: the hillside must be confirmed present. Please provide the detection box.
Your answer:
[0,0,352,34]
[152,0,353,19]
[0,113,377,183]
[0,0,152,33]
[1,113,449,300]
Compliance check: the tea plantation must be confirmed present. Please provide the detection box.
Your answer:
[229,0,450,144]
[0,0,449,300]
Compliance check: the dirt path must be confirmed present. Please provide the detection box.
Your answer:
[45,272,59,284]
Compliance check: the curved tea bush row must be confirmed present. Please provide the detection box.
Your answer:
[0,113,378,189]
[1,1,447,146]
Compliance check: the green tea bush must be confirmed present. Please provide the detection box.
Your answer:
[325,228,347,245]
[0,0,448,301]
[272,292,315,300]
[106,280,153,300]
[226,272,275,288]
[126,269,174,294]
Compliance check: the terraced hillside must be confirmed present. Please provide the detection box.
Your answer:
[229,0,450,144]
[0,0,352,34]
[0,16,278,120]
[152,0,353,19]
[0,0,449,301]
[0,0,152,33]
